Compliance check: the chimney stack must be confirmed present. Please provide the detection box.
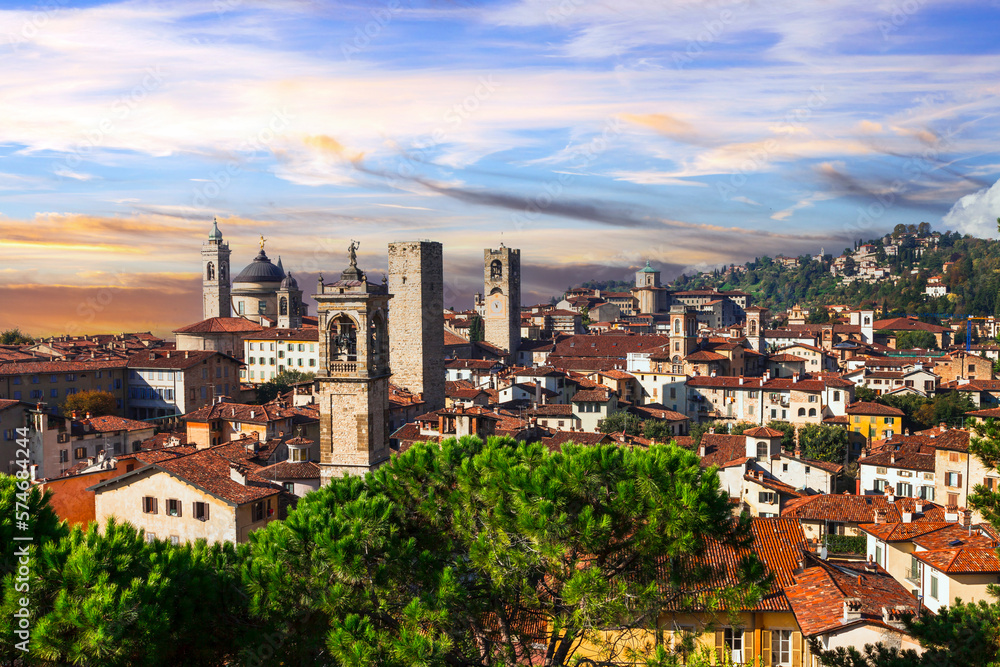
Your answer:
[961,509,973,527]
[699,444,706,457]
[874,508,887,524]
[843,598,863,622]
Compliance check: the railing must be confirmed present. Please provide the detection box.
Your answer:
[905,568,921,585]
[327,362,358,375]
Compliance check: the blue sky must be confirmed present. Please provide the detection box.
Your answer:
[2,0,1000,334]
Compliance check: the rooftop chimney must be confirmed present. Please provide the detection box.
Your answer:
[843,598,863,622]
[901,511,913,523]
[882,606,909,630]
[699,444,706,457]
[886,489,895,503]
[874,508,887,524]
[229,465,248,485]
[914,499,925,514]
[961,509,973,527]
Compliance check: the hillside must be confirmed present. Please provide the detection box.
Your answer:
[666,228,1000,322]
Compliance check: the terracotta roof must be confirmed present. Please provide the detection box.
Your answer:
[685,350,727,362]
[846,401,904,416]
[0,399,27,412]
[571,388,613,403]
[445,359,496,370]
[910,523,999,551]
[912,547,1000,574]
[173,317,266,334]
[698,434,748,468]
[943,379,1000,392]
[769,353,808,362]
[524,404,576,417]
[743,426,784,438]
[73,415,154,434]
[967,406,1000,419]
[0,359,127,376]
[550,334,672,359]
[128,350,239,369]
[858,446,935,472]
[873,317,950,333]
[786,555,920,637]
[443,329,470,346]
[858,520,959,542]
[628,403,688,422]
[782,494,944,524]
[539,431,614,451]
[744,473,805,498]
[182,402,294,424]
[244,328,319,341]
[255,460,321,480]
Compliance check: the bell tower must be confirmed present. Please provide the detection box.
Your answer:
[277,272,304,329]
[314,242,393,482]
[483,245,520,356]
[669,305,698,359]
[202,218,231,319]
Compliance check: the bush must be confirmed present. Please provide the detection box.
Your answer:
[825,534,866,554]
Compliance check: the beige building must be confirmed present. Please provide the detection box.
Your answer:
[174,316,265,361]
[126,350,243,421]
[90,439,283,544]
[0,359,129,416]
[241,327,319,384]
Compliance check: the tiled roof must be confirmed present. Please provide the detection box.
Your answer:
[445,359,496,370]
[873,317,950,333]
[786,555,920,637]
[943,379,1000,392]
[846,401,904,416]
[0,359,127,376]
[255,460,321,480]
[858,447,934,472]
[443,329,470,346]
[698,434,748,468]
[551,334,672,359]
[244,328,319,341]
[744,473,804,497]
[524,404,576,417]
[685,350,727,362]
[539,431,615,451]
[910,523,999,551]
[571,388,613,403]
[73,415,153,434]
[127,350,238,370]
[173,317,266,334]
[183,402,293,424]
[663,518,807,612]
[769,354,808,362]
[858,521,958,542]
[912,547,1000,574]
[782,494,945,524]
[0,399,27,412]
[627,403,688,422]
[743,426,784,438]
[967,406,1000,419]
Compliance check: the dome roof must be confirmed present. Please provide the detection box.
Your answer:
[234,249,286,284]
[639,260,658,273]
[280,272,298,289]
[208,218,223,241]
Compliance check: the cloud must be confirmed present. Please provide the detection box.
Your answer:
[941,178,1000,238]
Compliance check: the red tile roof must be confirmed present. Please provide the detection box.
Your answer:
[244,328,319,341]
[173,317,266,334]
[910,523,999,551]
[698,434,748,468]
[0,359,127,376]
[782,494,945,524]
[127,350,239,369]
[255,460,321,480]
[913,547,1000,574]
[182,401,294,424]
[846,401,904,416]
[743,426,784,438]
[858,521,958,542]
[74,415,154,433]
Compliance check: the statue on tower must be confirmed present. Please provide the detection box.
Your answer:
[260,235,267,251]
[348,240,359,268]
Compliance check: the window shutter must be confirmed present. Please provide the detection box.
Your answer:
[715,629,725,663]
[204,503,209,520]
[792,631,802,667]
[761,630,772,666]
[153,497,158,514]
[744,629,754,662]
[957,473,963,488]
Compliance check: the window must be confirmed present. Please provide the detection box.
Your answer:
[194,502,209,521]
[65,374,75,382]
[756,442,769,458]
[897,482,913,497]
[170,535,180,546]
[771,629,792,666]
[12,391,20,400]
[759,491,775,504]
[876,466,887,474]
[833,391,840,401]
[49,374,57,383]
[875,543,883,566]
[919,486,935,500]
[722,628,743,663]
[145,532,156,543]
[12,377,20,385]
[884,417,893,424]
[252,501,265,522]
[782,463,789,472]
[949,451,960,462]
[798,408,806,417]
[930,573,939,599]
[74,447,86,460]
[805,466,811,474]
[284,482,295,494]
[167,499,181,517]
[50,389,58,398]
[142,497,157,514]
[59,450,68,463]
[948,492,959,507]
[31,375,38,384]
[946,472,962,487]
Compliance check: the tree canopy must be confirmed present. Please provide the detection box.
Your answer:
[254,369,315,404]
[62,390,118,418]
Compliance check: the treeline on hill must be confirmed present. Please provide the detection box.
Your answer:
[671,228,1000,321]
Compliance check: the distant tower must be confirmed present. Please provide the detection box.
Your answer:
[483,245,521,356]
[388,241,445,411]
[634,261,666,314]
[314,242,393,482]
[202,218,231,319]
[745,306,768,353]
[276,272,303,329]
[669,305,698,360]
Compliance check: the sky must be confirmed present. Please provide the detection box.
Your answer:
[2,0,1000,336]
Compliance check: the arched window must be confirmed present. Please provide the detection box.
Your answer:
[279,297,288,316]
[329,315,358,362]
[674,319,681,334]
[749,320,757,334]
[797,408,806,417]
[490,260,502,281]
[206,262,215,280]
[370,311,387,370]
[864,316,871,325]
[219,263,227,281]
[809,408,817,417]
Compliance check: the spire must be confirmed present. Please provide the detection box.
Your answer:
[276,255,284,273]
[208,217,223,241]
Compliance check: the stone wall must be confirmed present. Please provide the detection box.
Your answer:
[388,242,445,410]
[318,376,391,482]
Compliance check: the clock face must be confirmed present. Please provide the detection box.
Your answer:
[489,295,505,316]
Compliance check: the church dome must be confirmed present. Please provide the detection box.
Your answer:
[639,260,658,273]
[234,249,285,284]
[280,272,298,289]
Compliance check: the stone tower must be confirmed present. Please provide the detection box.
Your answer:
[745,305,768,353]
[633,260,666,314]
[202,218,231,319]
[669,305,698,360]
[387,241,445,411]
[314,243,393,482]
[276,272,304,329]
[483,245,521,355]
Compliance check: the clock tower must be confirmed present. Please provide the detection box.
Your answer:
[314,243,393,482]
[483,245,520,356]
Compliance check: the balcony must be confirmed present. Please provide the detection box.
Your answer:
[905,568,921,586]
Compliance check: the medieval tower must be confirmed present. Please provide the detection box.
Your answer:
[314,243,393,482]
[483,245,520,356]
[387,241,445,411]
[201,219,231,319]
